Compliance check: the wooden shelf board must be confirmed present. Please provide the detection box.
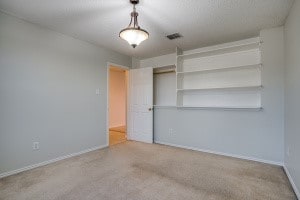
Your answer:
[177,85,263,92]
[177,63,262,75]
[176,106,263,111]
[153,105,262,111]
[177,41,261,60]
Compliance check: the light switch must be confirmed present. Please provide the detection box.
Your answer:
[96,89,101,95]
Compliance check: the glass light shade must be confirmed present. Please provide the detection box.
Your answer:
[119,28,149,48]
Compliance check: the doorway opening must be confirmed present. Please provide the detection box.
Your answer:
[108,65,128,146]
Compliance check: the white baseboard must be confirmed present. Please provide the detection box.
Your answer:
[283,165,300,199]
[154,140,283,166]
[0,144,108,179]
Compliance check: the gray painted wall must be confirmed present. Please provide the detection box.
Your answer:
[150,28,285,164]
[284,0,300,195]
[0,8,290,178]
[0,12,131,174]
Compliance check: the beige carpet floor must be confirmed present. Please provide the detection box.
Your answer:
[0,141,296,200]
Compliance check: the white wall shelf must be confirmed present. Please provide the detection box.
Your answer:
[177,106,263,111]
[177,63,262,74]
[175,38,262,109]
[153,105,262,111]
[177,85,263,92]
[177,41,261,60]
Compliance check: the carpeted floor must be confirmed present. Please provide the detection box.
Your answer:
[0,141,296,200]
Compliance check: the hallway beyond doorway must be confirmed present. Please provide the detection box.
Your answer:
[109,126,126,145]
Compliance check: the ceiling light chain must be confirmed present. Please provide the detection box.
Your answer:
[132,4,138,28]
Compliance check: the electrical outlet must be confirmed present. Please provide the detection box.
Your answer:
[169,128,173,135]
[33,142,39,150]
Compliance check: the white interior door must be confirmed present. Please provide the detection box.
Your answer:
[128,67,153,143]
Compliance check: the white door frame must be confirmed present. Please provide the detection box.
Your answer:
[106,62,129,146]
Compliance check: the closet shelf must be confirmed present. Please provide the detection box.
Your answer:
[177,41,261,60]
[177,63,262,75]
[177,85,263,92]
[153,65,176,74]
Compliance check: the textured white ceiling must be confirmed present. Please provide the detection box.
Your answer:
[0,0,294,58]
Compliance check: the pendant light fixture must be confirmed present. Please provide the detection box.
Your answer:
[119,0,149,48]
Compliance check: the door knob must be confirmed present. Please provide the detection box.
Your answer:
[148,107,152,111]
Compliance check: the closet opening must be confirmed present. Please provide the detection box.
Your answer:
[153,65,176,107]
